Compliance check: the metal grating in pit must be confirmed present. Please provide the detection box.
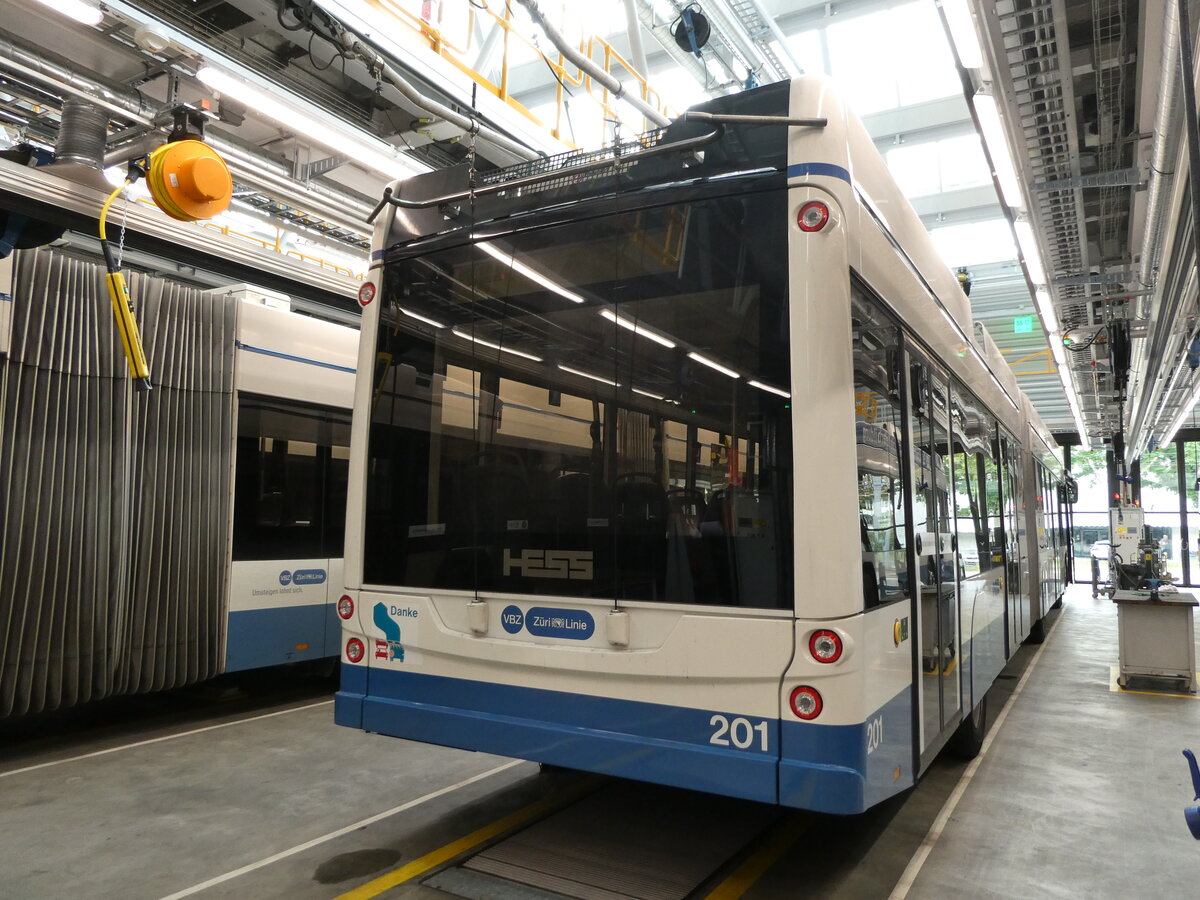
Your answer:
[446,782,777,900]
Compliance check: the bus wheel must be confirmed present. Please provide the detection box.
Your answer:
[1027,618,1046,644]
[949,695,987,759]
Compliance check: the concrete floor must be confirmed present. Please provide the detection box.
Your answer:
[898,586,1200,899]
[1,585,1198,899]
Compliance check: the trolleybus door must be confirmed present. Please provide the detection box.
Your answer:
[907,352,963,755]
[998,433,1022,652]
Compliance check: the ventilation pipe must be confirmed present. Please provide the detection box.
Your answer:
[1140,0,1183,296]
[0,31,156,125]
[45,98,112,190]
[622,0,650,80]
[513,0,670,127]
[1126,0,1184,459]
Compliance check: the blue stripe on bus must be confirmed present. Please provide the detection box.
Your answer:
[336,663,368,728]
[226,604,332,672]
[336,668,914,811]
[235,341,357,374]
[786,162,852,183]
[779,686,912,814]
[342,667,779,804]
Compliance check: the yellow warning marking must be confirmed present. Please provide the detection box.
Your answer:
[1108,666,1200,699]
[331,776,601,900]
[702,815,812,900]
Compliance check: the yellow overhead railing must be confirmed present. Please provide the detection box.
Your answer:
[370,0,676,149]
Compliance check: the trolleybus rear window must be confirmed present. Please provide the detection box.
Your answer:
[365,186,793,608]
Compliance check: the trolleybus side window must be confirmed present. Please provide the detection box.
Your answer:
[366,185,792,608]
[851,285,908,610]
[232,397,351,561]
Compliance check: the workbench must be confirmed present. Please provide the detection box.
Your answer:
[1112,589,1198,692]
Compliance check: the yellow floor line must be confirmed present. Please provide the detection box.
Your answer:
[1108,666,1200,699]
[701,815,811,900]
[331,775,600,900]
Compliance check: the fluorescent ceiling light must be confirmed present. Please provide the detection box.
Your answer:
[748,380,790,398]
[196,65,422,180]
[942,0,983,68]
[973,92,1024,209]
[451,329,543,362]
[632,387,666,400]
[557,364,618,387]
[1057,363,1087,443]
[1049,332,1067,367]
[687,351,740,379]
[599,309,676,348]
[34,0,102,26]
[399,307,447,329]
[1034,288,1056,330]
[477,242,585,304]
[1013,220,1046,286]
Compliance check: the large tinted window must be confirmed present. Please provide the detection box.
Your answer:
[232,397,351,561]
[365,185,793,607]
[852,285,909,609]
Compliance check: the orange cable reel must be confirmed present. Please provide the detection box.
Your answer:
[146,139,233,222]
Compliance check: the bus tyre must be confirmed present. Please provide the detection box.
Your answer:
[1027,618,1046,644]
[949,695,987,759]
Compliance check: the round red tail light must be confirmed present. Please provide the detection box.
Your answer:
[809,629,843,663]
[790,685,823,720]
[337,595,355,620]
[345,638,365,663]
[797,200,830,232]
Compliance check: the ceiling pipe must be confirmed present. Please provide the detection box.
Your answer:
[1127,0,1185,459]
[0,30,156,125]
[1138,0,1182,297]
[621,0,651,80]
[0,39,374,236]
[320,10,541,161]
[513,0,670,127]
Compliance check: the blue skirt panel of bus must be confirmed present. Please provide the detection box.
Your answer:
[340,667,779,804]
[778,686,912,814]
[225,604,332,672]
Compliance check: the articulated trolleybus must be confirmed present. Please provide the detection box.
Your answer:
[336,78,1065,813]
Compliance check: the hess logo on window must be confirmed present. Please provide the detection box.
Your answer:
[502,549,593,580]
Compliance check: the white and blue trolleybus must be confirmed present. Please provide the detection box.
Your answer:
[335,77,1066,813]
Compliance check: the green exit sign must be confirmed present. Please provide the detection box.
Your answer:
[1013,316,1034,333]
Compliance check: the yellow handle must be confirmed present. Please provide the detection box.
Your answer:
[105,270,152,386]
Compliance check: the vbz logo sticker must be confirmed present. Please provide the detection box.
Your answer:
[501,605,524,634]
[503,549,593,580]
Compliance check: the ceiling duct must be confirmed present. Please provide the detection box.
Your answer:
[513,0,670,127]
[44,98,111,191]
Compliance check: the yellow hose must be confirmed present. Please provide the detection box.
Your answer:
[98,179,128,242]
[98,177,152,389]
